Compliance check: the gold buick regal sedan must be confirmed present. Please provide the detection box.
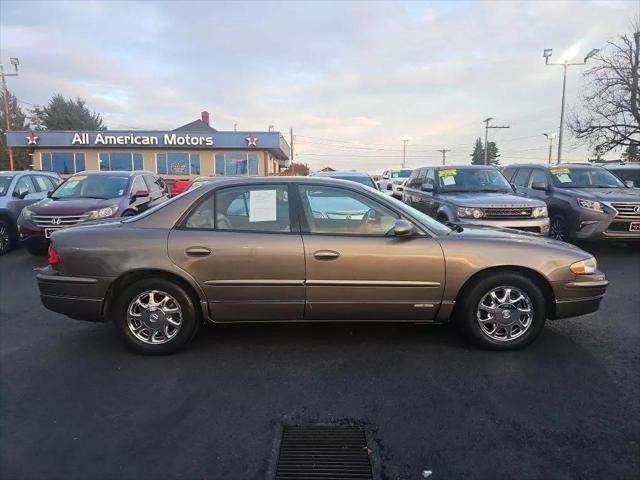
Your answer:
[36,177,608,354]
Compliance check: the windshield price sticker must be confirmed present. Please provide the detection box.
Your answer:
[550,168,570,175]
[68,175,87,182]
[442,176,456,186]
[439,169,457,177]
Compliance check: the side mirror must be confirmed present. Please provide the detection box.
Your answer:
[393,219,416,236]
[13,187,29,199]
[132,189,149,199]
[531,182,548,191]
[421,183,433,192]
[386,184,392,190]
[624,180,634,188]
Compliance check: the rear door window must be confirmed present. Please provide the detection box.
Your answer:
[33,175,55,192]
[215,185,291,232]
[512,168,532,187]
[528,169,548,188]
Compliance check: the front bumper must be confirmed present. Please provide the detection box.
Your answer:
[551,271,608,320]
[37,267,113,322]
[458,217,550,235]
[391,184,405,197]
[572,205,640,241]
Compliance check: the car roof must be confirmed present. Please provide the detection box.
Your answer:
[602,164,640,170]
[505,163,600,170]
[313,171,371,177]
[69,170,154,176]
[0,170,59,176]
[414,165,498,170]
[195,176,379,192]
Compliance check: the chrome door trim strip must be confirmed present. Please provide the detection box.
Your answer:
[306,280,441,287]
[204,279,304,286]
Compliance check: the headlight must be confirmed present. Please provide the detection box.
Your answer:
[570,257,597,275]
[86,205,119,220]
[532,206,548,218]
[577,198,604,213]
[20,207,33,220]
[456,207,484,219]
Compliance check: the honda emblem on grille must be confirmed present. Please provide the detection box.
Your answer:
[634,206,640,214]
[51,218,62,226]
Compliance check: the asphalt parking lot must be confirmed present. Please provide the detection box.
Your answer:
[1,243,639,480]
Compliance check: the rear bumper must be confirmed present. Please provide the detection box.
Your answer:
[551,274,608,320]
[37,267,113,322]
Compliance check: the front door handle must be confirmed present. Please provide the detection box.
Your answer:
[313,250,340,260]
[185,246,212,257]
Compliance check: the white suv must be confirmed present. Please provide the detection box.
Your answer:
[377,168,413,198]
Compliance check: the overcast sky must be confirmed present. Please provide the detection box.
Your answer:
[1,0,638,172]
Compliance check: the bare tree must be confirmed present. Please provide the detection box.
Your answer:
[570,25,640,153]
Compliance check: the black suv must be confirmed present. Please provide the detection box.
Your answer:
[402,165,549,235]
[502,163,640,241]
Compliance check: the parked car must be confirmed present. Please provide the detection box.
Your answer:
[312,171,379,189]
[18,170,169,255]
[502,163,640,241]
[169,179,191,197]
[0,170,62,255]
[601,163,640,189]
[403,165,549,235]
[37,177,606,354]
[377,168,413,198]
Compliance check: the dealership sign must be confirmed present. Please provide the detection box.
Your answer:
[71,132,214,147]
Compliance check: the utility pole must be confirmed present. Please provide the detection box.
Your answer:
[483,117,509,165]
[400,138,409,168]
[289,127,294,165]
[1,57,20,171]
[543,133,556,164]
[436,149,451,165]
[543,47,599,163]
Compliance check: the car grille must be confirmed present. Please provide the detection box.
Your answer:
[484,207,532,219]
[611,203,640,220]
[32,214,89,229]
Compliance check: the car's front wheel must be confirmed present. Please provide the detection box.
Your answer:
[114,278,200,355]
[0,220,16,255]
[549,213,570,241]
[455,272,546,350]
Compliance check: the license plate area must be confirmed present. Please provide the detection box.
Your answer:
[630,222,640,232]
[45,228,64,238]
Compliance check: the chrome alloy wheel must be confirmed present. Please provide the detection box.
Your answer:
[0,224,9,254]
[127,290,182,344]
[476,286,533,341]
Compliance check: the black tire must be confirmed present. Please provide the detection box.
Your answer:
[121,210,136,217]
[24,240,49,256]
[455,272,547,350]
[114,278,200,355]
[0,220,16,255]
[549,213,570,241]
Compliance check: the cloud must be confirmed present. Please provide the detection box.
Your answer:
[1,0,636,171]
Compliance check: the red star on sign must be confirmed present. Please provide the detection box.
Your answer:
[246,135,257,147]
[26,132,39,145]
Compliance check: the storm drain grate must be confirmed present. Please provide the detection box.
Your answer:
[275,425,373,480]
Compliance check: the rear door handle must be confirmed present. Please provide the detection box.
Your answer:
[313,250,340,260]
[185,246,212,257]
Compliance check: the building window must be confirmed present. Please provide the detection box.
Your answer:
[156,153,200,175]
[42,152,86,175]
[99,152,144,171]
[215,153,259,176]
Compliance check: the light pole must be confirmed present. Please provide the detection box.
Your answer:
[483,117,510,165]
[543,47,599,164]
[1,57,20,171]
[400,138,409,168]
[436,149,451,165]
[543,132,557,164]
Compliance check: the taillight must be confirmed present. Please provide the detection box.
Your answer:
[48,245,60,265]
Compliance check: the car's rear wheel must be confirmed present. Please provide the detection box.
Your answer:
[0,220,16,255]
[455,272,546,350]
[114,278,200,355]
[549,213,570,241]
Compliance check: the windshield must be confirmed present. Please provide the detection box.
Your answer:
[331,175,376,188]
[0,175,13,196]
[437,168,512,192]
[549,167,625,188]
[365,187,451,235]
[608,169,640,186]
[391,170,413,179]
[52,174,130,199]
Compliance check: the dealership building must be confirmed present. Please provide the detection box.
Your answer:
[6,112,291,178]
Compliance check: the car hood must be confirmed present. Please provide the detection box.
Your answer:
[557,187,640,202]
[28,197,122,215]
[438,192,545,207]
[450,223,584,251]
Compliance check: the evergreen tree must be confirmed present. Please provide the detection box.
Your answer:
[486,141,500,166]
[470,137,484,165]
[30,94,106,130]
[621,143,640,162]
[0,91,32,170]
